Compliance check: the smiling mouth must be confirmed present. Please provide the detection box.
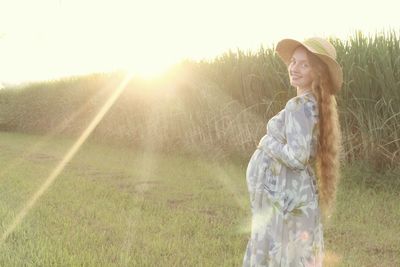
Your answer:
[290,72,301,78]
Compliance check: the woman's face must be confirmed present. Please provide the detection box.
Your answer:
[288,46,314,90]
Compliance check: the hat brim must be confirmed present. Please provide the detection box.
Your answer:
[275,38,343,93]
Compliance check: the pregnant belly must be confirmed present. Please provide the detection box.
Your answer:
[246,146,281,194]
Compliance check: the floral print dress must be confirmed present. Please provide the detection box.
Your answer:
[242,91,324,267]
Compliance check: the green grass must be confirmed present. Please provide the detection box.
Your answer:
[0,131,399,266]
[324,162,400,266]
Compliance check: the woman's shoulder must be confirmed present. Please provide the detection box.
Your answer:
[285,92,318,115]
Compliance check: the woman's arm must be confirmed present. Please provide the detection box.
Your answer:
[264,97,318,171]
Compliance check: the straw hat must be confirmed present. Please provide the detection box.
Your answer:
[275,37,343,94]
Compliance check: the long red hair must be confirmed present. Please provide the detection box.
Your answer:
[308,51,343,219]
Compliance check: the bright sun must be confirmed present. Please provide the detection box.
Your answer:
[0,0,397,84]
[122,58,176,79]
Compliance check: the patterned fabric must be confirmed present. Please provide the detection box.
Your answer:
[243,91,324,267]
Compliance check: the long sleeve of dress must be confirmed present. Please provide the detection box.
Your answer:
[264,96,318,171]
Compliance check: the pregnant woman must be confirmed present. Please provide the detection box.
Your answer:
[242,37,343,266]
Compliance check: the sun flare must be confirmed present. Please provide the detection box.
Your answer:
[0,0,397,84]
[0,72,133,244]
[122,59,175,80]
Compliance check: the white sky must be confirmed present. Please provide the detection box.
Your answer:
[0,0,399,84]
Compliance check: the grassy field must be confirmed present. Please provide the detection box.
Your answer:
[2,32,399,168]
[0,131,399,266]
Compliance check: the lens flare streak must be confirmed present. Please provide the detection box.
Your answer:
[0,73,133,244]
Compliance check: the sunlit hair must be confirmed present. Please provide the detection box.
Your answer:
[306,50,343,219]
